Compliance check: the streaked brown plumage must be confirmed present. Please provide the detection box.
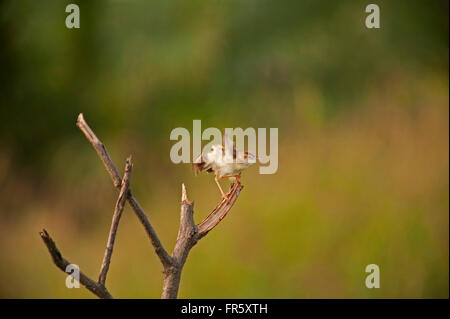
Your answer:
[193,138,256,201]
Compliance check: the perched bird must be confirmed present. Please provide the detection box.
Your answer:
[193,134,257,201]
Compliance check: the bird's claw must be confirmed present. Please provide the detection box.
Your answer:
[222,193,231,203]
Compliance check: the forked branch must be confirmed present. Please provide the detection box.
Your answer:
[40,113,243,299]
[40,229,113,299]
[76,113,173,268]
[161,182,243,298]
[98,156,132,286]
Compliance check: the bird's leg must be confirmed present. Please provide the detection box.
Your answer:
[221,174,241,183]
[215,174,230,202]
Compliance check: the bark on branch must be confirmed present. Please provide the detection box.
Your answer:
[40,113,244,299]
[161,182,243,298]
[39,229,113,299]
[76,113,173,268]
[98,156,132,286]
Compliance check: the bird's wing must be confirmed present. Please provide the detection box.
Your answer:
[192,151,215,175]
[192,153,205,175]
[223,130,237,162]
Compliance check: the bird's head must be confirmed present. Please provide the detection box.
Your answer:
[210,144,223,154]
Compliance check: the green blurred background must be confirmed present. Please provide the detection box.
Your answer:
[0,0,448,298]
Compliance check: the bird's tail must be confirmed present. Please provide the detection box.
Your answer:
[192,162,203,175]
[192,153,206,175]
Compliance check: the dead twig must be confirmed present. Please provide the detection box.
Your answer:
[76,113,173,268]
[40,113,243,299]
[98,156,132,286]
[161,182,243,298]
[39,229,113,299]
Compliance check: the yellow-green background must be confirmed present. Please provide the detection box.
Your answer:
[0,0,448,298]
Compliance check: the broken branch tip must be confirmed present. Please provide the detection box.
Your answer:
[181,183,188,202]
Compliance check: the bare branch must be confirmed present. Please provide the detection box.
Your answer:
[98,156,132,286]
[162,182,243,298]
[197,182,243,238]
[76,114,122,188]
[161,185,196,299]
[39,229,113,299]
[76,113,173,268]
[173,184,197,263]
[42,114,245,299]
[126,196,173,267]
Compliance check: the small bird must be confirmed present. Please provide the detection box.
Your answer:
[193,134,257,201]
